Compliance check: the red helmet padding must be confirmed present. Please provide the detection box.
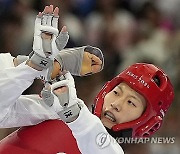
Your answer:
[94,63,174,137]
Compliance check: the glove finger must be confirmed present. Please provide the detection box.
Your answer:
[52,16,59,28]
[42,14,48,25]
[53,7,59,16]
[47,14,53,26]
[55,31,69,51]
[52,6,59,28]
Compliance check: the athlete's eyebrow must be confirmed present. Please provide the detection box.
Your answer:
[117,85,142,103]
[117,85,123,93]
[131,95,140,102]
[130,93,143,105]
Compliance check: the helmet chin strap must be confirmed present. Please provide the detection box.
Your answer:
[105,127,133,139]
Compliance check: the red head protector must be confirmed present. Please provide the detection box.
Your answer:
[93,63,174,137]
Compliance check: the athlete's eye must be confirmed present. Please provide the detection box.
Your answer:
[128,100,136,107]
[113,91,119,96]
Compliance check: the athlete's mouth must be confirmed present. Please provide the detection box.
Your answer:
[104,111,116,123]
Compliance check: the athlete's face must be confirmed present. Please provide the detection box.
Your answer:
[101,82,146,129]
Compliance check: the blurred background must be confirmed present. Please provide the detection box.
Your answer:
[0,0,180,153]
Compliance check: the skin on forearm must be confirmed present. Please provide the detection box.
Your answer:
[51,61,62,79]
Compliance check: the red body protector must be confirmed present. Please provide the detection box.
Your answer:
[0,120,81,154]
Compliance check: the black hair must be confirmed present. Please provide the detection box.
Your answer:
[153,75,161,87]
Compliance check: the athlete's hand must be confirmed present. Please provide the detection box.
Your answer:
[29,5,69,70]
[42,72,81,122]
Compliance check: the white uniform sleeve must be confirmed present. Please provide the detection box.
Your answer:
[0,53,62,128]
[0,53,46,123]
[67,104,124,154]
[0,95,61,128]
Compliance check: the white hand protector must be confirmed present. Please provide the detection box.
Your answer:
[30,12,69,69]
[42,72,81,122]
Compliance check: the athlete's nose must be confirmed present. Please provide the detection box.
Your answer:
[111,100,123,112]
